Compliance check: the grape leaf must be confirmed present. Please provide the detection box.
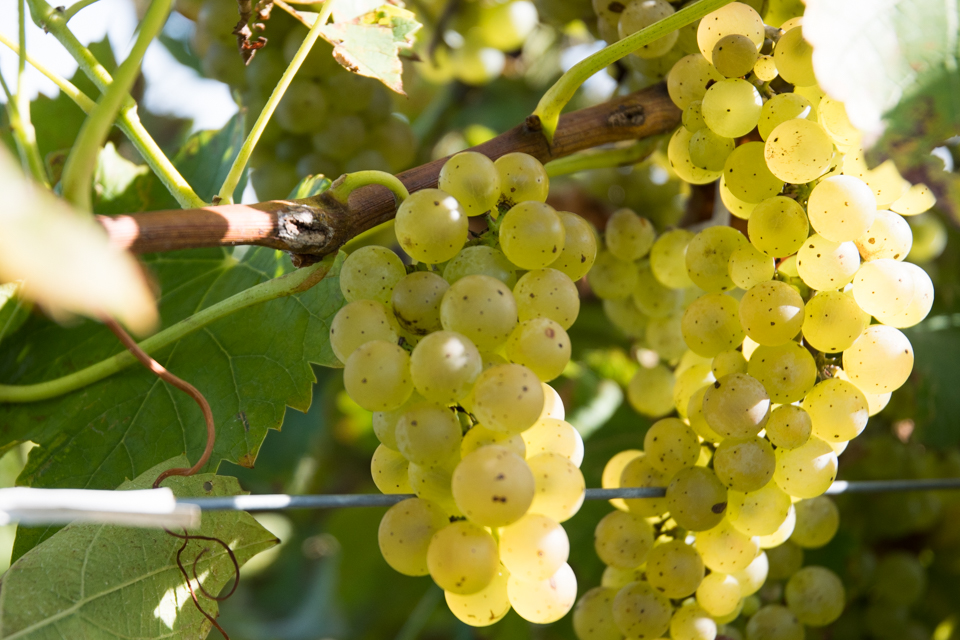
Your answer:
[320,5,421,95]
[0,456,278,639]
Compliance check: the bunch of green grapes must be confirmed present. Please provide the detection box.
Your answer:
[332,151,601,626]
[191,0,417,199]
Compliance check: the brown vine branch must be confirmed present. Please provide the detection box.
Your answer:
[98,83,681,260]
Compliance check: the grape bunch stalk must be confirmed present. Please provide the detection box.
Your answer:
[330,151,599,625]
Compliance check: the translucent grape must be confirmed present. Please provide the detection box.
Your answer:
[729,244,775,290]
[495,152,549,205]
[747,196,809,257]
[853,258,916,318]
[618,0,678,58]
[712,33,759,77]
[646,539,705,598]
[408,459,459,514]
[440,275,518,351]
[499,513,569,581]
[766,542,804,581]
[682,293,746,357]
[675,363,716,420]
[651,229,696,289]
[702,79,763,138]
[720,175,758,219]
[747,342,817,403]
[471,363,544,434]
[764,405,812,450]
[790,496,839,548]
[409,331,482,405]
[620,455,669,516]
[724,142,785,203]
[378,498,449,576]
[344,340,413,411]
[667,466,729,531]
[508,563,577,624]
[843,324,914,393]
[874,262,934,328]
[855,210,912,262]
[841,149,910,207]
[739,281,804,346]
[713,349,748,378]
[773,27,815,86]
[438,151,500,217]
[606,208,656,261]
[627,364,676,418]
[683,100,706,132]
[330,300,400,363]
[801,290,867,353]
[686,227,747,293]
[764,119,834,184]
[728,482,792,536]
[573,587,621,640]
[891,183,936,215]
[670,602,717,640]
[807,175,877,243]
[396,403,462,466]
[753,53,778,81]
[514,268,579,329]
[372,444,413,494]
[612,581,672,639]
[785,566,845,626]
[796,234,860,291]
[391,271,448,336]
[601,565,645,590]
[594,510,654,568]
[696,517,760,573]
[522,418,584,466]
[757,93,813,141]
[774,437,838,499]
[689,128,736,171]
[602,449,643,511]
[668,126,723,184]
[745,605,804,640]
[909,212,948,261]
[633,263,682,317]
[647,313,688,361]
[428,521,499,594]
[714,436,775,492]
[540,382,564,420]
[696,572,742,617]
[758,503,796,549]
[527,452,585,522]
[667,54,725,110]
[803,378,868,442]
[589,251,639,299]
[643,417,700,477]
[443,246,517,287]
[499,201,565,270]
[451,445,533,526]
[605,298,649,338]
[734,552,769,597]
[817,97,862,150]
[702,373,770,439]
[339,246,406,306]
[395,189,468,264]
[697,2,764,61]
[505,318,571,382]
[461,424,525,458]
[552,211,598,281]
[445,565,511,627]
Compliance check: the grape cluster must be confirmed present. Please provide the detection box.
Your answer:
[191,0,416,199]
[330,151,600,626]
[573,2,937,639]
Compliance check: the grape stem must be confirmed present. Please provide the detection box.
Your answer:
[327,170,410,205]
[531,0,732,144]
[61,0,101,22]
[0,33,96,111]
[543,139,659,177]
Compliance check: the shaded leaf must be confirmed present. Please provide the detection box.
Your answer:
[287,174,333,199]
[0,282,31,346]
[0,456,278,639]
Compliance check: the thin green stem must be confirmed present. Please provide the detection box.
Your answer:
[341,219,395,255]
[0,254,337,404]
[60,0,173,210]
[217,0,337,204]
[532,0,731,143]
[544,139,659,177]
[327,170,410,204]
[62,0,101,22]
[0,33,96,111]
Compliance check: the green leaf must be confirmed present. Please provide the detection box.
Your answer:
[320,5,421,95]
[0,456,278,639]
[93,142,151,210]
[287,174,333,199]
[0,282,31,346]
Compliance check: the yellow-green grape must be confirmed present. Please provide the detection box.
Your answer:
[675,363,716,419]
[499,513,569,581]
[702,373,770,439]
[495,152,549,205]
[618,0,678,58]
[427,521,499,595]
[713,349,748,378]
[451,445,534,527]
[605,298,650,338]
[807,175,877,243]
[682,293,745,357]
[688,386,724,443]
[667,54,725,110]
[747,196,809,257]
[712,33,759,77]
[633,263,682,317]
[589,251,639,299]
[603,449,643,512]
[408,459,459,514]
[714,436,775,492]
[391,271,448,336]
[647,314,688,362]
[734,552,769,596]
[373,394,423,450]
[713,596,745,625]
[689,128,736,171]
[874,262,934,328]
[817,97,862,150]
[855,210,912,262]
[552,211,598,281]
[410,331,482,405]
[841,149,910,207]
[668,126,723,184]
[646,539,705,598]
[793,82,825,110]
[573,587,621,640]
[790,496,839,548]
[522,417,584,466]
[514,268,580,329]
[686,227,747,293]
[471,363,544,434]
[843,324,914,393]
[620,454,669,516]
[702,79,763,138]
[505,318,571,382]
[724,142,785,203]
[372,444,413,494]
[395,189,468,264]
[757,93,813,141]
[766,542,804,581]
[462,424,525,458]
[396,403,462,466]
[773,27,815,86]
[438,151,501,217]
[440,275,518,351]
[606,208,656,261]
[759,503,796,548]
[330,300,400,364]
[764,405,812,450]
[773,436,838,499]
[594,510,654,568]
[684,100,707,131]
[747,342,817,403]
[696,572,742,617]
[696,517,760,573]
[728,482,792,536]
[667,466,729,531]
[891,182,936,215]
[803,378,868,442]
[508,563,577,624]
[540,382,564,420]
[378,498,449,576]
[785,566,845,626]
[745,605,805,640]
[720,175,758,219]
[670,602,717,640]
[802,290,867,353]
[909,212,948,261]
[344,340,413,411]
[499,201,565,270]
[443,246,517,287]
[796,234,860,291]
[729,244,775,290]
[627,364,676,418]
[754,53,778,81]
[445,565,511,627]
[527,452,586,522]
[764,119,834,184]
[643,417,700,477]
[651,229,696,289]
[612,581,673,639]
[739,281,804,347]
[474,0,538,50]
[601,565,645,590]
[697,2,764,61]
[777,255,799,278]
[853,259,917,318]
[340,245,406,305]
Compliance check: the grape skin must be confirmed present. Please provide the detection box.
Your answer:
[330,300,400,364]
[527,452,586,522]
[499,201,566,270]
[612,581,672,639]
[438,151,501,217]
[340,245,407,306]
[499,513,569,581]
[667,466,728,531]
[427,521,500,595]
[395,189,469,264]
[645,539,705,598]
[507,562,578,624]
[445,566,511,627]
[784,566,845,626]
[378,498,449,576]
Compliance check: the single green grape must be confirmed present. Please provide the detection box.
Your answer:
[873,262,933,328]
[602,449,643,512]
[686,226,747,292]
[499,201,566,270]
[842,324,914,393]
[445,565,511,627]
[774,27,816,87]
[620,454,669,516]
[724,142,785,203]
[499,512,569,581]
[378,498,449,576]
[551,211,598,281]
[443,245,517,287]
[440,275,518,351]
[344,340,413,411]
[729,243,776,289]
[852,258,916,317]
[790,496,839,548]
[702,373,770,438]
[801,290,867,352]
[668,126,723,184]
[395,403,462,466]
[645,539,705,598]
[495,152,549,205]
[427,521,500,595]
[796,234,860,291]
[605,208,656,261]
[670,602,717,640]
[784,566,845,626]
[612,581,672,639]
[340,245,406,305]
[697,1,764,60]
[329,300,399,364]
[643,417,700,477]
[527,452,585,522]
[627,364,676,418]
[681,293,746,357]
[391,271,449,336]
[764,119,834,185]
[745,605,805,640]
[395,189,468,264]
[507,562,578,624]
[803,377,868,442]
[573,587,621,640]
[807,175,877,242]
[696,517,761,573]
[712,349,748,378]
[713,436,776,492]
[371,444,412,494]
[633,261,681,318]
[471,363,544,434]
[452,444,534,527]
[734,550,770,597]
[688,128,736,171]
[522,417,584,465]
[505,318,571,381]
[461,424,525,458]
[747,196,809,257]
[702,78,763,138]
[514,268,580,329]
[747,342,817,403]
[764,404,812,450]
[667,466,728,531]
[588,251,639,300]
[683,100,706,132]
[275,79,328,134]
[651,229,696,289]
[739,280,804,346]
[696,572,741,617]
[667,53,725,110]
[712,33,759,77]
[758,93,813,140]
[774,437,838,499]
[618,0,678,58]
[727,482,792,536]
[855,209,913,261]
[409,330,482,405]
[438,151,501,217]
